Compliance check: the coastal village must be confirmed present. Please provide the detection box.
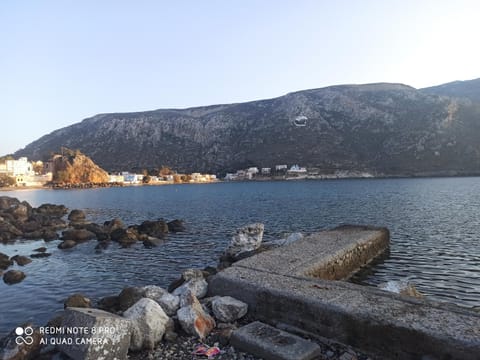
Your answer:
[0,150,376,189]
[0,151,217,188]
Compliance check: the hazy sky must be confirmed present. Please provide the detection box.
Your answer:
[1,0,479,155]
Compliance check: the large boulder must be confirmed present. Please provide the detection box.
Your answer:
[0,323,42,360]
[173,278,208,299]
[211,296,248,322]
[61,229,96,242]
[225,223,264,258]
[137,220,169,238]
[84,223,109,241]
[0,196,20,211]
[142,285,180,316]
[8,203,30,221]
[177,292,215,340]
[117,287,146,312]
[59,307,132,360]
[123,298,170,351]
[32,203,68,218]
[3,270,26,285]
[67,209,86,223]
[103,218,124,233]
[168,268,206,292]
[0,220,23,241]
[64,293,91,309]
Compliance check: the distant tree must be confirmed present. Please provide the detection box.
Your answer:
[33,162,43,174]
[0,155,14,163]
[173,174,182,183]
[159,166,174,176]
[0,174,15,187]
[142,175,151,184]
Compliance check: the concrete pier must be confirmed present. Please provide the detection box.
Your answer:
[209,226,480,360]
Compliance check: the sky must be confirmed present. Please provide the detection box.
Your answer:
[1,0,479,155]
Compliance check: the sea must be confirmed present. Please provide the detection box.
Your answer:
[1,177,479,336]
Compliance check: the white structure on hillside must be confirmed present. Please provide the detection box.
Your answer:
[261,168,271,175]
[4,157,34,176]
[275,164,288,171]
[288,164,307,173]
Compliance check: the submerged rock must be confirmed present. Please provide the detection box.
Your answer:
[0,252,13,270]
[138,220,169,238]
[61,229,96,242]
[30,253,51,258]
[10,255,32,266]
[3,270,26,284]
[58,240,77,249]
[379,280,424,298]
[167,219,186,232]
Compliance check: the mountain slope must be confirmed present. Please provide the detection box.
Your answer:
[15,81,480,176]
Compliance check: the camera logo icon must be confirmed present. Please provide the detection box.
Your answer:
[15,326,34,345]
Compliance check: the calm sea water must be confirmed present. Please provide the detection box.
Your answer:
[1,178,480,336]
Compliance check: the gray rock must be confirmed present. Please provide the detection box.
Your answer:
[59,307,132,360]
[212,296,248,322]
[226,223,264,258]
[0,252,13,270]
[173,278,208,299]
[142,285,180,316]
[123,298,170,351]
[177,293,215,340]
[117,287,146,312]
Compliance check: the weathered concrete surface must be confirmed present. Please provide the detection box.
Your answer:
[236,225,389,280]
[59,307,132,360]
[209,227,480,360]
[231,321,321,360]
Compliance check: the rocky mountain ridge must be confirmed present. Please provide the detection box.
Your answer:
[14,79,480,176]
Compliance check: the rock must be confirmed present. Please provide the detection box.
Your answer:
[142,285,180,316]
[225,223,264,258]
[0,252,13,270]
[33,247,47,253]
[22,231,43,240]
[61,229,96,242]
[64,293,91,309]
[41,229,58,241]
[0,220,23,240]
[123,298,170,351]
[379,280,424,298]
[33,203,68,218]
[58,240,77,249]
[19,220,41,233]
[167,268,205,293]
[173,278,208,299]
[142,237,165,248]
[3,270,26,284]
[8,204,30,221]
[118,228,139,246]
[167,219,186,232]
[212,296,248,322]
[30,253,51,258]
[98,296,120,313]
[59,307,132,360]
[0,196,20,210]
[137,220,169,238]
[0,323,42,360]
[177,293,216,340]
[84,223,109,241]
[117,287,146,312]
[10,255,32,266]
[94,241,110,250]
[67,209,86,223]
[103,218,124,233]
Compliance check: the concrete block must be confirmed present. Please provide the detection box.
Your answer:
[231,321,321,360]
[59,307,132,360]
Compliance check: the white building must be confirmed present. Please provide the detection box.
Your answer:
[288,164,307,173]
[275,165,288,171]
[5,157,34,176]
[261,168,271,175]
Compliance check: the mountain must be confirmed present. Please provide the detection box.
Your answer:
[14,79,480,176]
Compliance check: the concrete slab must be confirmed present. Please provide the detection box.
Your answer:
[236,226,389,280]
[209,227,480,360]
[231,321,321,360]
